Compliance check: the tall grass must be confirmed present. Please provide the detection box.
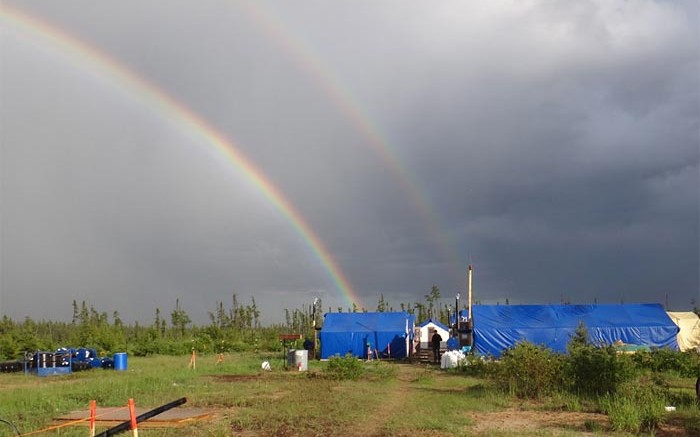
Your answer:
[599,379,668,435]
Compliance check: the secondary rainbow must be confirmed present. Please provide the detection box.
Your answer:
[240,2,467,287]
[0,4,362,308]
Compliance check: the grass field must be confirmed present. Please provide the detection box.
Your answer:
[0,353,697,436]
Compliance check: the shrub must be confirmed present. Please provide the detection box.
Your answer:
[454,353,492,376]
[489,342,564,398]
[564,322,637,396]
[324,354,364,380]
[632,349,700,377]
[565,343,636,396]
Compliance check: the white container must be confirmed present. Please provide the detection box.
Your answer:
[287,349,308,371]
[440,350,465,369]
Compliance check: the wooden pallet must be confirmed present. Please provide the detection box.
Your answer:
[54,407,215,429]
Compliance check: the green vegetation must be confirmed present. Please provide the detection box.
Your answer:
[600,378,669,434]
[324,353,366,380]
[565,323,637,396]
[0,347,698,436]
[1,300,699,435]
[452,330,700,435]
[488,341,565,398]
[0,287,458,362]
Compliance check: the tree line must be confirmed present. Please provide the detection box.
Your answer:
[3,286,695,361]
[0,285,461,360]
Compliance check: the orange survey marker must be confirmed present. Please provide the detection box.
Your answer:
[128,398,138,437]
[188,349,196,369]
[90,400,96,437]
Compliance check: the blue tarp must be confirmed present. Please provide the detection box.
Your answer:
[320,312,415,359]
[461,304,679,357]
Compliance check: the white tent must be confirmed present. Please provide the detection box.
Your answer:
[416,319,450,349]
[667,312,700,352]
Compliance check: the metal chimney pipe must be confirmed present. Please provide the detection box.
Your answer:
[455,293,460,328]
[468,265,473,321]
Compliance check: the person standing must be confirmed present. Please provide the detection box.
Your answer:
[431,330,443,363]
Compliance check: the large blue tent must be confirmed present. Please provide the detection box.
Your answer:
[320,312,415,359]
[461,304,679,357]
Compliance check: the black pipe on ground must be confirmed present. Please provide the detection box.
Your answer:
[94,397,187,437]
[0,418,21,436]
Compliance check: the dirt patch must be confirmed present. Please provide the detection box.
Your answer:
[655,422,695,437]
[468,409,692,436]
[468,409,609,435]
[208,374,263,382]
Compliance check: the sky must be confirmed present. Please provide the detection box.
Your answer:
[1,0,698,325]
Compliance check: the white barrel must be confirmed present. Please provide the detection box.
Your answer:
[287,349,308,371]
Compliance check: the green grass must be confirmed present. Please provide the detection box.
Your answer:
[1,354,698,436]
[0,354,398,436]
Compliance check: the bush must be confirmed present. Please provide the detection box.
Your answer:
[565,343,637,396]
[454,353,492,376]
[324,354,365,380]
[489,342,564,398]
[564,321,637,396]
[632,349,700,377]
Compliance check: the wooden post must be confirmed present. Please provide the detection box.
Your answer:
[127,398,138,437]
[89,400,96,437]
[188,349,196,369]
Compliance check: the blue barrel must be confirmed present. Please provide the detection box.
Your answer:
[113,353,127,371]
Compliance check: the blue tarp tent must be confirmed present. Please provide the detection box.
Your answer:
[320,312,415,359]
[461,304,679,357]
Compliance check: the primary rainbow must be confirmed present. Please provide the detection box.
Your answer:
[0,4,362,308]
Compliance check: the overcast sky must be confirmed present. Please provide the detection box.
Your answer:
[1,1,698,325]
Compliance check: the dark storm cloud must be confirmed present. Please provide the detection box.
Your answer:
[1,0,697,324]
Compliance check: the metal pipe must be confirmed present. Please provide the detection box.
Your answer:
[468,265,473,321]
[94,397,187,437]
[455,293,460,328]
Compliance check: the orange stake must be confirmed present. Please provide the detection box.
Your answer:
[89,400,96,437]
[188,349,196,369]
[127,398,138,437]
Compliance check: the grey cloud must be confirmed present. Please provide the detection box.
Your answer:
[1,0,697,323]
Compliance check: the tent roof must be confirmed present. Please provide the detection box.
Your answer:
[321,312,414,333]
[667,311,700,321]
[460,303,679,356]
[417,318,450,331]
[467,304,676,329]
